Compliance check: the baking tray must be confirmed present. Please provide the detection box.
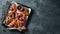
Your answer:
[2,1,31,31]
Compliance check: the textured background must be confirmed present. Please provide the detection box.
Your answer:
[0,0,60,34]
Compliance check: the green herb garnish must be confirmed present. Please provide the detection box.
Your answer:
[2,28,6,32]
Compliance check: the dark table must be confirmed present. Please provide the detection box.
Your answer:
[0,0,60,34]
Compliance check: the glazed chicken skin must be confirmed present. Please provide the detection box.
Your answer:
[8,3,16,18]
[5,3,17,25]
[23,8,29,16]
[16,8,29,19]
[6,13,15,25]
[8,19,16,27]
[8,19,24,28]
[8,13,15,19]
[15,8,29,25]
[5,16,13,24]
[6,11,15,25]
[16,10,26,21]
[15,11,26,27]
[9,3,17,13]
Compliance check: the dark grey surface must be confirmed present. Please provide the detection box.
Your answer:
[1,0,60,34]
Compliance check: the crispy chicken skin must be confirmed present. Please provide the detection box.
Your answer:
[9,3,17,12]
[16,11,26,20]
[5,3,16,25]
[5,16,13,24]
[16,20,23,27]
[16,12,22,19]
[8,19,24,28]
[8,19,16,27]
[8,13,15,19]
[23,8,29,16]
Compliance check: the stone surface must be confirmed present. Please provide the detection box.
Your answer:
[0,0,60,34]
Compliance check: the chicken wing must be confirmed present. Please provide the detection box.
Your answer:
[5,16,13,24]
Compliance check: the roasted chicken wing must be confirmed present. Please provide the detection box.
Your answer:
[5,16,13,24]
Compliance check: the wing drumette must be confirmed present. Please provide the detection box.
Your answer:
[9,3,17,12]
[5,16,13,25]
